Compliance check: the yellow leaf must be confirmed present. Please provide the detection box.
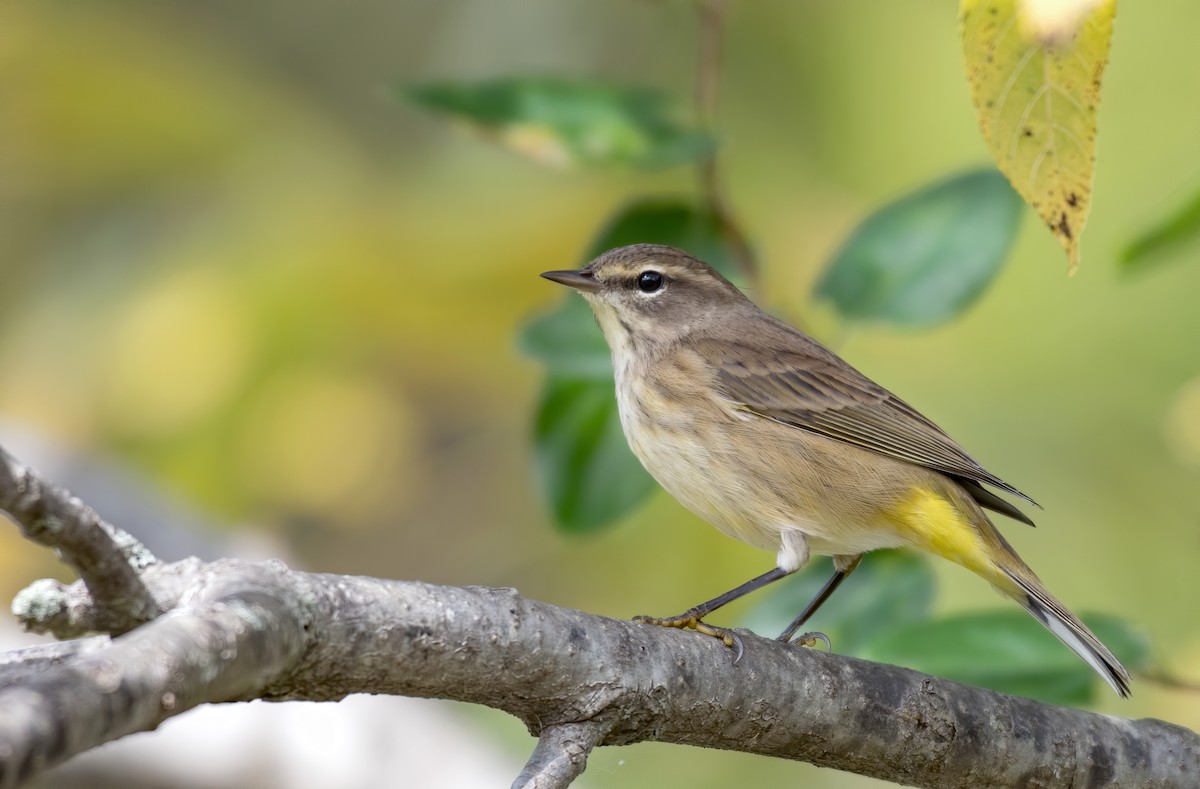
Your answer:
[961,0,1116,272]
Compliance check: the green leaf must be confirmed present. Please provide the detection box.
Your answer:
[816,169,1023,328]
[862,610,1150,706]
[533,376,656,533]
[741,551,935,654]
[519,296,611,380]
[583,199,741,282]
[404,78,712,170]
[1121,190,1200,273]
[525,199,746,532]
[960,0,1116,272]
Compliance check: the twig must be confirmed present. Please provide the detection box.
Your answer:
[694,0,757,289]
[512,721,610,789]
[0,559,307,789]
[0,447,160,633]
[1140,667,1200,694]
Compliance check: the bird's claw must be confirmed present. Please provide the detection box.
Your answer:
[787,630,831,651]
[697,623,744,665]
[633,612,745,665]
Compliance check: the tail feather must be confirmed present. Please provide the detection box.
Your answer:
[907,483,1131,698]
[1005,570,1131,698]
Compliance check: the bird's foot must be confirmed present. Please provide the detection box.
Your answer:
[633,611,746,664]
[778,630,831,651]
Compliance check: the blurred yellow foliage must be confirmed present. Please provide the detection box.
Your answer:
[0,1,435,531]
[236,369,419,526]
[2,4,249,193]
[1166,377,1200,467]
[102,268,255,436]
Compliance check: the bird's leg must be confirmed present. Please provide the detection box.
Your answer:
[776,554,862,646]
[634,566,791,663]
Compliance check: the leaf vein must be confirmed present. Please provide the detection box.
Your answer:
[994,41,1040,121]
[1009,83,1050,161]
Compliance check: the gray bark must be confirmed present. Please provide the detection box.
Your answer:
[1,443,1198,788]
[3,559,1198,789]
[512,722,610,789]
[0,448,159,634]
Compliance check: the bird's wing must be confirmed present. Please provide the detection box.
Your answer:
[700,337,1039,516]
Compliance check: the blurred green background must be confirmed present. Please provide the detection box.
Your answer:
[2,1,1199,786]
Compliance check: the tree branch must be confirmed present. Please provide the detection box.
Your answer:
[0,447,160,633]
[1,445,1197,788]
[2,558,1197,789]
[0,637,110,690]
[513,721,609,789]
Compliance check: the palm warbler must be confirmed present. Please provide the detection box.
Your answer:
[541,243,1130,697]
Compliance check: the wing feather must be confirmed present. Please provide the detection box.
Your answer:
[700,337,1039,516]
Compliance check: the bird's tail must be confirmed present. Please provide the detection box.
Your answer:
[1000,568,1131,698]
[957,497,1131,698]
[892,483,1131,697]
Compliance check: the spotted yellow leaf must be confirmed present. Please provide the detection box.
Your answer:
[961,0,1116,272]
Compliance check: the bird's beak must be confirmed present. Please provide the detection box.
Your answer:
[540,269,602,294]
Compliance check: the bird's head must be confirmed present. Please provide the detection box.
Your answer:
[541,244,748,349]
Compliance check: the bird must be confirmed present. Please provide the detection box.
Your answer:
[540,242,1131,698]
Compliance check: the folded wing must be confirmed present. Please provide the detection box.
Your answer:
[699,336,1038,525]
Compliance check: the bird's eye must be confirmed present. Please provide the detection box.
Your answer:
[637,271,664,293]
